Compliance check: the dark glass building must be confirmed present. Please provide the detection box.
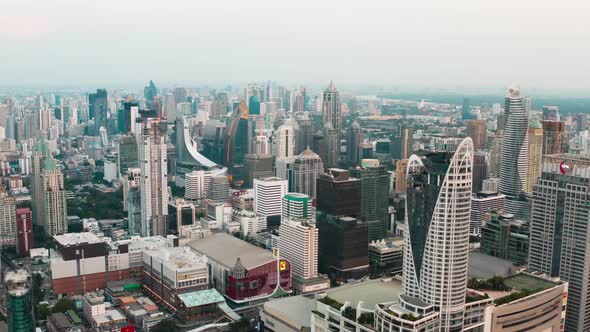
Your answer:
[117,102,138,134]
[248,95,260,115]
[89,89,108,136]
[480,212,529,266]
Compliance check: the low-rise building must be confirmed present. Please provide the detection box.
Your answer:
[368,237,403,277]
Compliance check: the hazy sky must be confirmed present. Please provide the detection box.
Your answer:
[2,0,590,93]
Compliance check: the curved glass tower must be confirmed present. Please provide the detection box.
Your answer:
[402,137,473,332]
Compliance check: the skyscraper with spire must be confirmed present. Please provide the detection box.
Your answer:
[322,81,341,162]
[499,86,530,219]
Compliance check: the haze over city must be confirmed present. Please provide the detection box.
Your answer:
[2,0,590,94]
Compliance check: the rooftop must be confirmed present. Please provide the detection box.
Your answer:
[4,269,30,296]
[177,289,225,308]
[263,295,315,331]
[125,236,171,252]
[144,246,207,272]
[325,278,402,310]
[54,232,104,246]
[189,233,275,270]
[468,252,518,279]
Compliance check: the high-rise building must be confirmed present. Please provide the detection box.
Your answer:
[117,133,138,176]
[350,159,389,242]
[322,123,339,168]
[16,207,33,257]
[576,113,588,131]
[275,122,294,159]
[472,151,488,193]
[0,188,17,247]
[461,97,474,120]
[252,135,271,155]
[347,120,363,164]
[31,138,50,227]
[281,193,313,221]
[42,158,67,236]
[248,95,260,115]
[243,154,273,188]
[117,102,139,134]
[499,86,530,219]
[470,190,505,236]
[322,81,341,159]
[402,138,473,331]
[253,177,288,222]
[528,154,590,331]
[466,119,487,150]
[542,105,560,121]
[4,269,34,332]
[225,101,253,182]
[295,118,313,155]
[391,122,413,160]
[207,175,230,203]
[89,89,108,136]
[526,117,543,193]
[144,80,158,104]
[290,149,324,198]
[139,118,169,237]
[316,169,368,281]
[395,159,408,193]
[185,170,207,200]
[542,120,566,155]
[480,212,528,265]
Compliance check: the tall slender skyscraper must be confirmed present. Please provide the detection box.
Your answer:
[402,138,473,331]
[322,123,339,168]
[466,119,487,150]
[391,122,413,160]
[139,118,169,236]
[89,89,107,136]
[322,81,341,160]
[290,149,324,198]
[42,157,67,236]
[347,120,363,164]
[499,86,530,219]
[275,122,294,159]
[542,120,566,155]
[31,138,50,227]
[525,117,543,193]
[528,154,590,331]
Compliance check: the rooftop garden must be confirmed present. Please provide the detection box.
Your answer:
[319,296,344,310]
[467,276,510,291]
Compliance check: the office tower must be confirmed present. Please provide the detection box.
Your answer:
[16,207,33,257]
[350,159,389,242]
[225,101,253,181]
[322,124,339,168]
[472,151,488,193]
[173,87,187,104]
[164,93,176,120]
[249,95,260,115]
[480,212,528,265]
[185,170,206,200]
[402,138,473,331]
[576,113,588,131]
[0,188,17,247]
[31,138,50,227]
[42,158,67,236]
[252,135,270,155]
[347,120,362,164]
[144,80,158,103]
[139,118,169,237]
[542,120,566,155]
[38,107,50,134]
[201,119,226,165]
[4,269,34,332]
[322,81,341,157]
[282,193,313,221]
[395,159,408,193]
[243,154,273,188]
[461,97,473,120]
[482,178,500,192]
[528,154,590,331]
[275,156,294,181]
[542,105,560,121]
[207,175,229,203]
[316,169,368,280]
[470,191,505,236]
[176,101,191,118]
[291,149,324,198]
[117,101,139,134]
[466,119,487,150]
[275,122,294,159]
[89,89,107,136]
[122,167,140,215]
[254,177,288,223]
[295,118,313,154]
[279,218,322,292]
[526,117,543,193]
[391,122,413,160]
[117,134,138,176]
[499,86,530,219]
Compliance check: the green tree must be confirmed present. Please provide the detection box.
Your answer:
[52,298,75,313]
[37,303,51,320]
[152,319,178,332]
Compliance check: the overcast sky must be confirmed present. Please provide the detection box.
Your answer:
[2,0,589,94]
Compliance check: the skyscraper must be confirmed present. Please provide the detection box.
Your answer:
[275,122,294,159]
[528,154,590,331]
[248,95,260,115]
[144,80,158,104]
[281,193,313,221]
[322,123,339,168]
[0,188,17,247]
[139,118,169,237]
[89,89,107,136]
[322,81,341,160]
[402,138,473,331]
[542,120,566,155]
[117,133,138,176]
[350,159,389,242]
[471,151,488,193]
[42,157,67,236]
[461,97,474,120]
[243,154,274,188]
[499,86,530,219]
[117,102,139,134]
[31,138,50,227]
[4,269,34,332]
[526,116,543,193]
[225,101,252,182]
[466,119,487,150]
[542,105,560,121]
[295,118,313,155]
[254,177,287,227]
[290,149,324,198]
[391,122,413,160]
[16,207,33,257]
[347,120,363,164]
